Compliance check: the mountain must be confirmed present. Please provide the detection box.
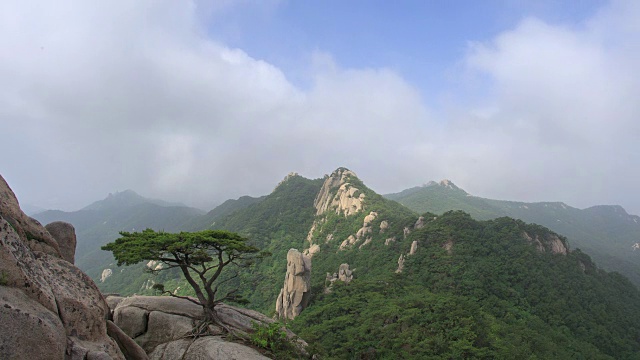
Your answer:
[183,195,265,231]
[19,203,47,215]
[34,169,640,358]
[82,189,188,211]
[385,180,640,286]
[32,190,205,287]
[99,167,639,358]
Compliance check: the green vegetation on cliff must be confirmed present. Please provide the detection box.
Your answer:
[386,181,640,286]
[291,211,640,359]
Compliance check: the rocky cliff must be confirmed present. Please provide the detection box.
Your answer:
[0,175,129,359]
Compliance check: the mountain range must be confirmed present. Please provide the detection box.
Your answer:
[385,180,640,285]
[32,168,640,358]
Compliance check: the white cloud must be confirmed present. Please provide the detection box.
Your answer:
[0,0,432,210]
[1,0,639,215]
[454,0,640,210]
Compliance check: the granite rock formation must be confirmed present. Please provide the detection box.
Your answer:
[45,221,77,264]
[0,174,127,359]
[275,249,311,320]
[109,295,303,359]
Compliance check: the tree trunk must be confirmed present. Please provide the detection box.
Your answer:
[201,304,234,336]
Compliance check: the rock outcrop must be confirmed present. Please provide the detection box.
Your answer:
[523,231,568,255]
[325,264,354,293]
[409,240,418,255]
[395,254,405,273]
[0,174,126,359]
[337,263,354,283]
[101,268,113,282]
[109,295,301,359]
[45,221,77,264]
[314,168,365,217]
[340,211,378,250]
[275,249,311,320]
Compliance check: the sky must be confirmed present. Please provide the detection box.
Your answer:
[2,0,639,215]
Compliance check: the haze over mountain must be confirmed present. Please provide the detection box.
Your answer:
[33,190,205,282]
[3,0,640,216]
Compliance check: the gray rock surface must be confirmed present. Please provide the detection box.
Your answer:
[0,175,60,257]
[0,174,126,359]
[106,321,149,360]
[0,286,67,360]
[275,249,311,320]
[112,295,305,359]
[45,221,77,263]
[149,337,269,360]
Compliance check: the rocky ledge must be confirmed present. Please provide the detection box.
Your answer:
[107,295,306,359]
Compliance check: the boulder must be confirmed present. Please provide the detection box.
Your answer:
[0,175,60,257]
[106,321,149,360]
[45,221,77,263]
[113,295,306,358]
[275,249,311,320]
[149,337,269,360]
[0,174,126,359]
[0,286,66,360]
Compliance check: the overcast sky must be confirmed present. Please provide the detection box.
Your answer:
[2,0,639,215]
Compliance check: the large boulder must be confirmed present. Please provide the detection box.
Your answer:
[0,286,67,359]
[149,337,269,360]
[275,249,311,320]
[0,174,126,359]
[45,221,77,263]
[106,321,149,360]
[110,295,304,359]
[0,175,60,257]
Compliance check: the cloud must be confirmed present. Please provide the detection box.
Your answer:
[0,0,432,210]
[1,0,639,215]
[454,0,640,211]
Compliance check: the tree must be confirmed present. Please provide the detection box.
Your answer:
[102,229,267,335]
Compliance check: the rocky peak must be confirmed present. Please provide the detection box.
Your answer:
[314,168,365,217]
[439,179,466,193]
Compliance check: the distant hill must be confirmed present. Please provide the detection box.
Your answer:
[81,189,188,211]
[33,190,205,287]
[385,180,640,286]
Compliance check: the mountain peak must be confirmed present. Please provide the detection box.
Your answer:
[328,167,357,179]
[314,167,364,216]
[422,179,466,193]
[274,172,301,190]
[83,190,184,211]
[439,179,455,187]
